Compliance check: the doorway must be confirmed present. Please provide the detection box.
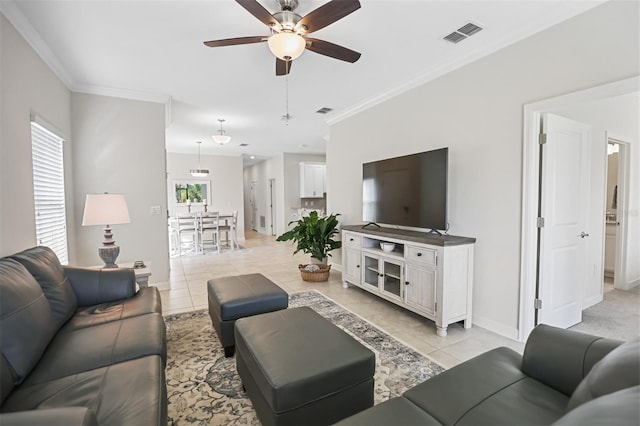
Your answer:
[519,76,639,341]
[269,178,276,236]
[250,181,257,232]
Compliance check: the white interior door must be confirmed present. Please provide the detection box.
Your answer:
[538,113,592,328]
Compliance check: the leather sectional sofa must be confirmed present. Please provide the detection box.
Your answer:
[0,246,167,425]
[336,324,639,425]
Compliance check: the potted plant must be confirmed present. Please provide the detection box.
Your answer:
[276,211,342,281]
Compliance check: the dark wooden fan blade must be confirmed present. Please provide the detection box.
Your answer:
[297,0,360,34]
[236,0,281,31]
[276,58,292,76]
[305,38,361,63]
[204,36,266,48]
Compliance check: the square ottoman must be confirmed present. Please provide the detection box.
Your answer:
[235,306,375,426]
[208,273,288,357]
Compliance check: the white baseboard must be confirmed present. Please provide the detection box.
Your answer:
[583,294,604,310]
[150,281,170,291]
[473,315,520,341]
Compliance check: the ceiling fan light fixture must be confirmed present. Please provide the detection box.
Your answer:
[268,31,305,61]
[190,141,209,177]
[212,118,231,145]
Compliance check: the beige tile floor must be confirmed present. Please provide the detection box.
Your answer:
[161,230,524,369]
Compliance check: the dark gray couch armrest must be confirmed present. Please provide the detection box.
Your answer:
[522,324,622,396]
[0,407,97,426]
[63,266,136,306]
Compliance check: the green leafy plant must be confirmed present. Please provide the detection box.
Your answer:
[276,211,342,263]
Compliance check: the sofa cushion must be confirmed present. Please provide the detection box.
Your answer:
[1,355,167,426]
[0,259,56,384]
[0,407,97,426]
[1,357,15,405]
[403,347,526,425]
[456,376,568,425]
[10,246,77,330]
[22,313,166,386]
[555,386,640,425]
[567,337,640,410]
[61,287,162,331]
[334,396,442,425]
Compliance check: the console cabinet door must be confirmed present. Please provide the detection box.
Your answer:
[343,247,361,284]
[405,263,436,316]
[362,253,382,291]
[381,258,403,301]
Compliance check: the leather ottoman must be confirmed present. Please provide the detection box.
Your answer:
[207,273,288,357]
[235,306,375,426]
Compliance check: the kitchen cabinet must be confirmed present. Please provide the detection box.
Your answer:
[300,163,326,198]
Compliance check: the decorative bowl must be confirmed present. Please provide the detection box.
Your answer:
[380,242,396,252]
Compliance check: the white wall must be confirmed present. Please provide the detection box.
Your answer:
[71,93,169,285]
[551,92,640,292]
[327,1,640,338]
[0,15,75,259]
[166,152,245,241]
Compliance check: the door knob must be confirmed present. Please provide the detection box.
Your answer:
[580,232,590,238]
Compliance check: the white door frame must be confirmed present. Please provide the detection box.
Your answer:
[606,135,631,290]
[519,76,639,341]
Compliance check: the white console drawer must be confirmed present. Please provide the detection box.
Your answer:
[343,232,362,248]
[406,246,437,266]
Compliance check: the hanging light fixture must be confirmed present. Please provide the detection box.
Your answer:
[190,141,209,177]
[212,119,231,145]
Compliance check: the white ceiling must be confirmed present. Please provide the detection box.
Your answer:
[3,0,604,166]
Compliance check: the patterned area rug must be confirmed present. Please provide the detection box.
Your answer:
[164,290,445,425]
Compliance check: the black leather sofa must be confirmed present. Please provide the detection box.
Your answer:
[336,324,639,425]
[0,246,167,425]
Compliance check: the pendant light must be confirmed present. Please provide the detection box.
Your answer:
[212,119,231,145]
[190,141,209,177]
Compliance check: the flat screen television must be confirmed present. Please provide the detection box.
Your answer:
[362,147,448,231]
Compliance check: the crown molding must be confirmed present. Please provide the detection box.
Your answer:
[2,1,171,107]
[73,84,171,105]
[1,1,75,89]
[327,1,606,126]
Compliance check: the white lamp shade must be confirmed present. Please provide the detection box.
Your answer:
[268,32,306,61]
[82,193,131,226]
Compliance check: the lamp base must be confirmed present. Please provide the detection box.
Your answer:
[99,244,120,268]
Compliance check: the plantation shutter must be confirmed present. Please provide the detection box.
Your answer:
[31,120,69,264]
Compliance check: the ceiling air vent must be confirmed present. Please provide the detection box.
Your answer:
[316,107,333,114]
[443,22,483,43]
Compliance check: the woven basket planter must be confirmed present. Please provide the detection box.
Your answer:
[298,264,331,282]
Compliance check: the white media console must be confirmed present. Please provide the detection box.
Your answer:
[341,225,476,337]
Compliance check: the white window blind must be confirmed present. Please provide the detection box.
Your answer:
[31,121,69,264]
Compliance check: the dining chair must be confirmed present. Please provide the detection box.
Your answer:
[219,210,238,250]
[176,213,198,255]
[199,211,221,254]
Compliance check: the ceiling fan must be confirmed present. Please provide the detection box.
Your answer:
[204,0,361,75]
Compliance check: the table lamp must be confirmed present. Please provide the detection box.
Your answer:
[82,193,131,268]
